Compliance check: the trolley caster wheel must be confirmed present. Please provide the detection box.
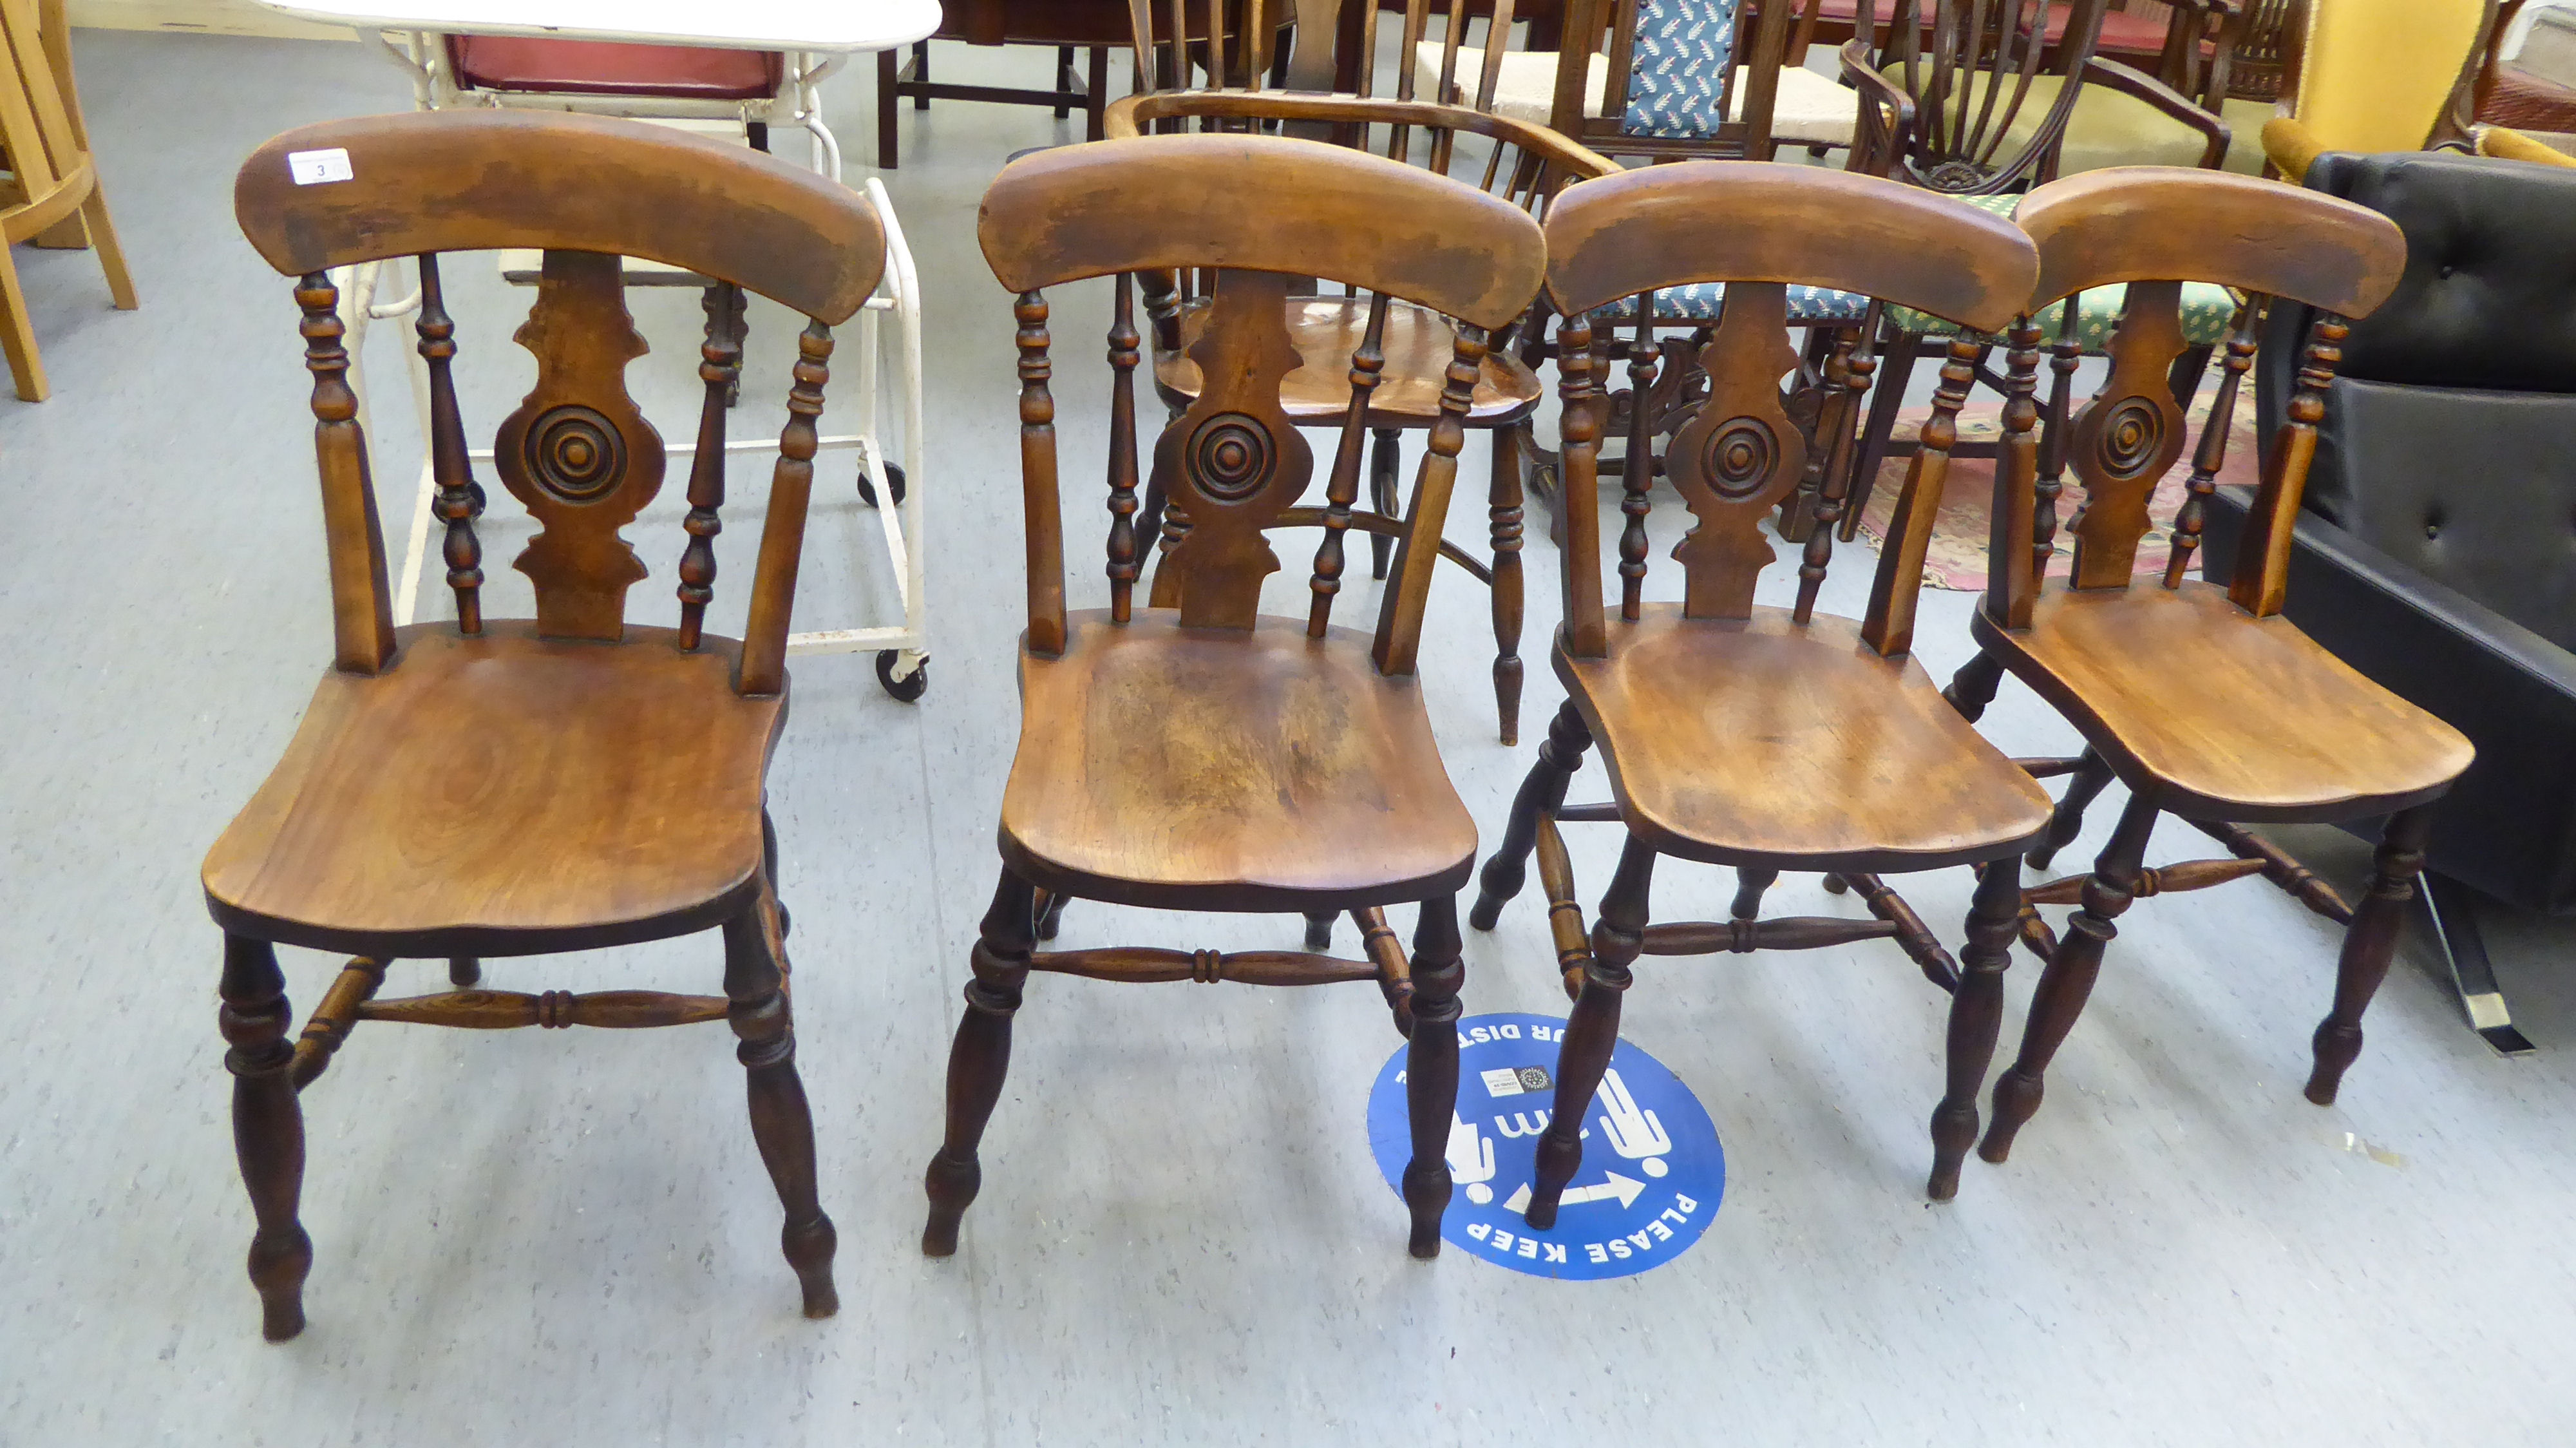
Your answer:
[876,650,928,702]
[856,462,907,509]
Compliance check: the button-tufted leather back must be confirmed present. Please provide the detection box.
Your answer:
[2260,149,2576,650]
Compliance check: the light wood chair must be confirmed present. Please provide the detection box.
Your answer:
[924,133,1546,1261]
[1,0,135,402]
[1943,167,2474,1159]
[209,111,885,1340]
[1474,161,2058,1211]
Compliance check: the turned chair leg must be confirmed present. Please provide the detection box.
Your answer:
[1527,836,1653,1230]
[1470,702,1593,929]
[1399,893,1466,1257]
[220,934,311,1342]
[1980,793,2159,1164]
[1488,426,1525,746]
[2027,749,2115,871]
[1034,888,1069,942]
[2307,805,2434,1105]
[1942,651,2005,721]
[1303,910,1336,951]
[1729,866,1778,922]
[1368,426,1400,580]
[723,893,837,1317]
[1929,856,2022,1200]
[448,957,481,987]
[923,868,1037,1257]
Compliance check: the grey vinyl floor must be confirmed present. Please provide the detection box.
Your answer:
[4,28,2573,1447]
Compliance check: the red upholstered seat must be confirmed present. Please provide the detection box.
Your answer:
[1809,1,2169,60]
[446,37,786,100]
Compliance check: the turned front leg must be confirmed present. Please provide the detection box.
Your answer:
[923,867,1037,1257]
[1929,856,2022,1200]
[1488,428,1525,747]
[221,934,310,1342]
[724,895,838,1317]
[1526,836,1653,1230]
[1981,794,2159,1164]
[1400,894,1466,1259]
[1367,427,1400,580]
[2307,806,2432,1105]
[1471,703,1593,929]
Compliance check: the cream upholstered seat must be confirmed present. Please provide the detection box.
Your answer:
[1411,43,1860,147]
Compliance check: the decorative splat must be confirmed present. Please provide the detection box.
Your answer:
[2064,279,2186,590]
[493,249,668,640]
[1664,282,1808,620]
[1146,269,1314,630]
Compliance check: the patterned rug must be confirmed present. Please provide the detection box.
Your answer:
[1852,393,2264,591]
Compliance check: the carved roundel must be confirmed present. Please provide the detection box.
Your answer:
[2098,396,2166,480]
[522,405,628,503]
[1189,412,1276,502]
[1700,416,1779,500]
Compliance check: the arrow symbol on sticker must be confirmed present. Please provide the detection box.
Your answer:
[1501,1170,1645,1214]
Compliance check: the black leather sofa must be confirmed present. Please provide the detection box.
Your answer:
[2202,148,2576,1054]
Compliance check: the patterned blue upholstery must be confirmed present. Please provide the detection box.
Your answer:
[1594,281,1872,325]
[1624,0,1737,139]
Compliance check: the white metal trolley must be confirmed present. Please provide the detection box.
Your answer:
[258,0,939,697]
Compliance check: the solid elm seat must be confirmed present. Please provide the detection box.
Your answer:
[1972,582,2471,821]
[998,611,1479,910]
[1565,607,2053,870]
[445,37,786,100]
[202,624,785,956]
[1155,296,1544,425]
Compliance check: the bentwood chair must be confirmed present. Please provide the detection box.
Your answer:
[1,0,137,401]
[207,111,882,1339]
[1941,167,2472,1161]
[923,133,1546,1260]
[1110,0,1618,749]
[1473,162,2056,1212]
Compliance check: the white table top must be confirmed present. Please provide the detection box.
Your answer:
[253,0,941,52]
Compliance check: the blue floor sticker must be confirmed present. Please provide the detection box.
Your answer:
[1367,1012,1723,1279]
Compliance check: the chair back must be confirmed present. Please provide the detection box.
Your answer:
[2281,0,2494,155]
[1,0,97,227]
[1116,0,1618,203]
[1542,161,2037,658]
[1547,0,1803,160]
[234,110,886,694]
[1848,0,2114,193]
[2001,165,2404,623]
[977,133,1547,674]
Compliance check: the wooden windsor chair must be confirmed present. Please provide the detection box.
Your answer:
[923,133,1546,1261]
[1823,0,2233,541]
[1473,161,2058,1212]
[1940,167,2473,1162]
[1,0,137,402]
[205,111,882,1340]
[1110,0,1620,750]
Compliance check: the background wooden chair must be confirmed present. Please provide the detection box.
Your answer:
[1474,162,2056,1212]
[924,133,1546,1261]
[1942,167,2472,1163]
[1112,0,1619,747]
[1830,0,2230,541]
[209,111,884,1340]
[1,0,135,402]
